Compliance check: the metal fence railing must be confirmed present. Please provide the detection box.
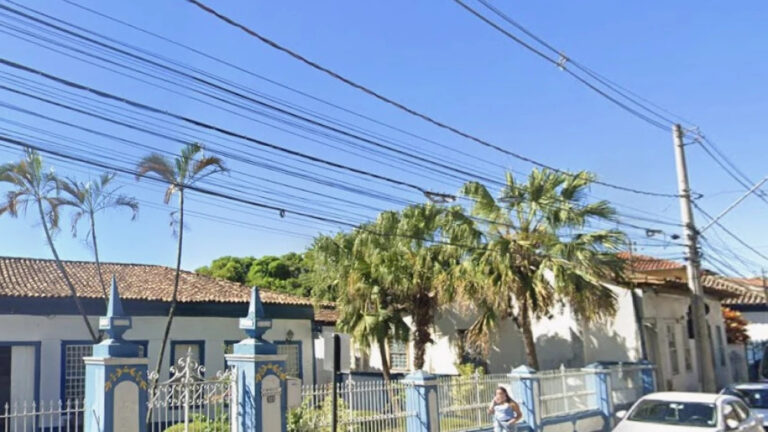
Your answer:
[147,349,236,431]
[539,366,596,419]
[291,379,415,432]
[609,363,654,408]
[1,399,84,432]
[436,373,516,432]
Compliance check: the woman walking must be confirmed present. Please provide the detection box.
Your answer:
[488,386,522,432]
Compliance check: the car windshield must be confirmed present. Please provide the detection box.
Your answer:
[738,388,768,408]
[628,400,717,427]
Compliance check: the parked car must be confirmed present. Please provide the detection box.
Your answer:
[721,383,768,429]
[613,392,763,431]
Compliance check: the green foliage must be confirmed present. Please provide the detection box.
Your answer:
[195,253,316,297]
[456,362,485,377]
[162,414,229,432]
[459,168,627,369]
[287,396,351,432]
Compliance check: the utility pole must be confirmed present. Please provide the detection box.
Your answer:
[673,124,717,392]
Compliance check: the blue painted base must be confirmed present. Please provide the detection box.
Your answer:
[84,357,149,432]
[227,352,288,432]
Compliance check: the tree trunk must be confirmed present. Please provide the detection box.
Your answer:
[152,189,185,383]
[90,212,109,307]
[520,298,539,370]
[378,336,400,413]
[36,199,99,342]
[412,291,434,371]
[377,337,392,383]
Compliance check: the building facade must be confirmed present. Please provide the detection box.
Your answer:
[0,256,329,408]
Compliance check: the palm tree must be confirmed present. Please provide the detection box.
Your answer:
[460,169,626,369]
[362,204,476,370]
[307,231,409,382]
[0,149,98,341]
[60,173,139,304]
[136,143,226,380]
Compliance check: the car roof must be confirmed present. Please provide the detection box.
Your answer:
[731,383,768,390]
[641,392,722,403]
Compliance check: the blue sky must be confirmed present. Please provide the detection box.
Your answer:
[0,0,766,275]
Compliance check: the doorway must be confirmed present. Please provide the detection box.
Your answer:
[0,346,10,430]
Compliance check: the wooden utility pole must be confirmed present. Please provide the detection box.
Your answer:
[673,124,717,392]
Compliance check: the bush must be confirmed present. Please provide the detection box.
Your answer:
[162,414,229,432]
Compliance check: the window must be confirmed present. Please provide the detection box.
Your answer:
[276,342,302,378]
[223,341,238,368]
[63,343,92,401]
[724,401,746,425]
[682,325,693,372]
[628,400,716,427]
[389,340,408,371]
[716,325,726,367]
[667,325,679,375]
[170,341,204,370]
[62,340,146,401]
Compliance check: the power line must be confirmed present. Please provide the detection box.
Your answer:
[692,201,768,263]
[182,0,680,199]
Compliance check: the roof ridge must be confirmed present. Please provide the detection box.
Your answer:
[0,255,169,269]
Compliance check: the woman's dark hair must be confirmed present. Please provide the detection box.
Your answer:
[496,386,512,403]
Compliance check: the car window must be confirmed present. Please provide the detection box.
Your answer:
[628,400,717,427]
[733,400,751,421]
[723,402,745,424]
[738,388,768,408]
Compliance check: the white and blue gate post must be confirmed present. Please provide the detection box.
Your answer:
[639,360,655,395]
[226,287,288,432]
[84,276,149,432]
[583,363,613,432]
[510,365,540,432]
[403,370,440,432]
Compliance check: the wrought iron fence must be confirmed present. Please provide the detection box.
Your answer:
[147,349,236,432]
[436,373,516,432]
[1,399,84,432]
[291,379,415,432]
[538,366,596,419]
[609,363,654,408]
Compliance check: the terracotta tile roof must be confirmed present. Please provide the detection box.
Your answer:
[313,307,338,324]
[617,252,684,272]
[722,278,768,305]
[0,256,315,306]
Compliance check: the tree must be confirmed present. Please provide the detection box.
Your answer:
[723,307,750,344]
[307,230,409,382]
[60,172,139,303]
[136,143,227,381]
[360,204,476,370]
[195,253,312,297]
[460,169,626,369]
[0,149,98,341]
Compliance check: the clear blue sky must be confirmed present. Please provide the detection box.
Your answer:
[0,0,766,275]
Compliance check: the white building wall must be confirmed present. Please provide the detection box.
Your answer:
[0,314,315,403]
[742,311,768,341]
[582,284,643,365]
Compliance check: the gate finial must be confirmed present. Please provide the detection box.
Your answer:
[240,286,272,340]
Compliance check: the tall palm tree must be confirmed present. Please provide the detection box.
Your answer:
[0,149,98,341]
[60,173,139,304]
[460,169,626,369]
[136,143,226,380]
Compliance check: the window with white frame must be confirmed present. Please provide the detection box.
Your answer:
[667,324,679,375]
[63,344,92,401]
[682,324,692,371]
[389,340,408,370]
[716,325,726,366]
[276,342,301,378]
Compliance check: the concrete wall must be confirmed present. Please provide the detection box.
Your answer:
[0,314,315,403]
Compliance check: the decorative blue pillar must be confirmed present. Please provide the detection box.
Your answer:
[84,276,148,432]
[510,365,540,432]
[226,287,288,432]
[583,363,613,432]
[639,360,655,395]
[403,370,440,432]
